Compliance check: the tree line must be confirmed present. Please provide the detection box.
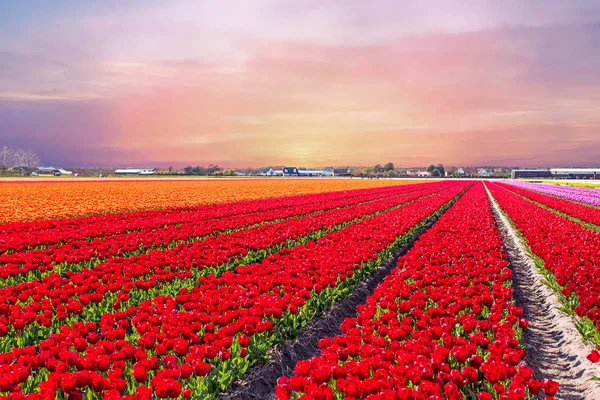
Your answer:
[182,164,224,175]
[353,162,397,177]
[0,146,41,175]
[427,164,445,177]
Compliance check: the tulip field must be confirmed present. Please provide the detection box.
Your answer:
[2,179,600,399]
[0,179,416,224]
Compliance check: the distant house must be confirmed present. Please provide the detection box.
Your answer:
[478,169,491,177]
[298,168,334,177]
[510,168,600,179]
[114,168,157,175]
[260,168,283,176]
[446,167,466,177]
[282,166,299,176]
[333,168,353,177]
[262,166,334,177]
[37,167,60,176]
[37,167,72,176]
[416,171,431,177]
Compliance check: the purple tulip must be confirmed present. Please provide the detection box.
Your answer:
[504,181,600,207]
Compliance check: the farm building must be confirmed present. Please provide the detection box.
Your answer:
[261,168,282,176]
[37,167,60,175]
[277,167,334,177]
[114,168,157,175]
[511,169,553,179]
[36,167,73,176]
[298,168,334,177]
[511,168,600,179]
[445,167,466,177]
[282,166,299,176]
[550,168,600,179]
[333,168,353,177]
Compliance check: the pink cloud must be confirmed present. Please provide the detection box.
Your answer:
[1,3,599,167]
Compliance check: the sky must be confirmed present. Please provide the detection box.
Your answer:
[0,1,599,168]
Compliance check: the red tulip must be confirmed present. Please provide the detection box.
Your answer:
[588,350,600,363]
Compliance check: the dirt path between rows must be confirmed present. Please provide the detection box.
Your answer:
[486,185,600,399]
[220,206,449,400]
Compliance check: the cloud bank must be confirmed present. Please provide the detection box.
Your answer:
[1,1,599,167]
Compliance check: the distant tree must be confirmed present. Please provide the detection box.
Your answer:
[168,165,173,175]
[207,164,220,175]
[25,151,40,171]
[222,168,236,176]
[436,164,445,177]
[427,164,436,173]
[12,149,39,175]
[183,166,194,175]
[384,162,395,172]
[431,168,442,177]
[386,169,396,177]
[12,149,25,174]
[374,164,383,174]
[0,146,14,174]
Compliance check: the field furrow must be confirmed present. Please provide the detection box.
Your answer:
[0,183,469,398]
[276,182,556,399]
[499,182,600,229]
[1,184,431,284]
[505,181,600,207]
[0,184,411,253]
[0,183,460,351]
[0,179,422,224]
[487,182,600,354]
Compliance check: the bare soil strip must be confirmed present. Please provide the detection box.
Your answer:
[219,207,448,400]
[486,185,600,399]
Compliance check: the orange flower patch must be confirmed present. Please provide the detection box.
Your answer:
[0,178,428,223]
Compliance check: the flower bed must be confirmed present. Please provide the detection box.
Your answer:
[502,181,600,228]
[277,182,558,400]
[0,183,468,398]
[1,184,437,283]
[488,182,600,355]
[506,181,600,207]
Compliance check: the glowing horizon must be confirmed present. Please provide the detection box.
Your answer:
[1,1,599,168]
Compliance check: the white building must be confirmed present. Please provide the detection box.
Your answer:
[262,166,334,177]
[550,168,600,179]
[511,168,600,179]
[114,168,157,175]
[446,168,466,177]
[37,167,72,176]
[298,168,334,177]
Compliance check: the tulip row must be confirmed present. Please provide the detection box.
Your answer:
[0,178,418,224]
[1,183,429,284]
[0,183,470,399]
[276,182,558,400]
[0,182,459,351]
[0,184,412,254]
[498,182,600,229]
[487,183,600,348]
[505,181,600,207]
